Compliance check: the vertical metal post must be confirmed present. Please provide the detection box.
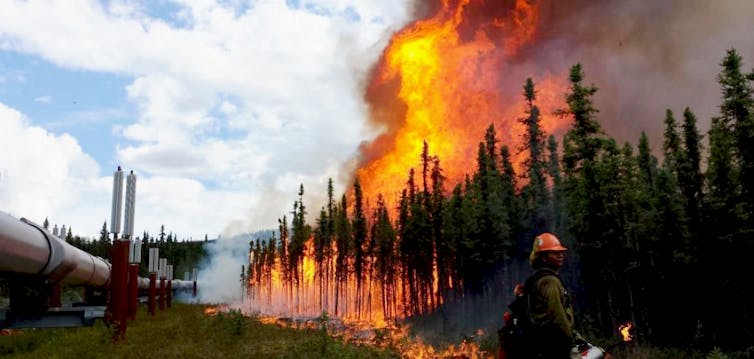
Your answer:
[192,268,198,298]
[166,264,173,309]
[49,282,62,307]
[148,272,157,316]
[148,248,158,315]
[110,235,129,342]
[127,263,139,320]
[125,171,138,321]
[158,258,166,311]
[107,166,128,342]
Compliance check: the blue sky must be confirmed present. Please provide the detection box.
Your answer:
[0,51,134,167]
[0,0,411,240]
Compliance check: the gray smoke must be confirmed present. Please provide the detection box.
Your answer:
[525,0,754,148]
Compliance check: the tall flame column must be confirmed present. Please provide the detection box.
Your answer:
[107,166,129,342]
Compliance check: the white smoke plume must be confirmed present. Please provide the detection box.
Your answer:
[196,230,273,303]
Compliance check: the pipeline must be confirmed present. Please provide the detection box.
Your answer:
[0,211,195,291]
[0,211,110,287]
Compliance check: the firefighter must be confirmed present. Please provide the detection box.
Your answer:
[526,232,579,359]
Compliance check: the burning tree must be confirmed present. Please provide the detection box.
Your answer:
[242,0,754,353]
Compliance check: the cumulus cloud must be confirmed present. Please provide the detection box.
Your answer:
[0,0,412,238]
[0,102,105,228]
[0,102,256,239]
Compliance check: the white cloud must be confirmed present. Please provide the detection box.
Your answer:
[0,102,104,230]
[0,0,412,239]
[34,95,51,103]
[0,101,258,239]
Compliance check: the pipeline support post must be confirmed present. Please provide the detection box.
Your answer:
[192,268,198,299]
[158,277,166,311]
[108,237,129,342]
[147,248,158,316]
[127,238,141,321]
[166,264,173,309]
[157,258,166,311]
[107,166,128,342]
[127,264,139,320]
[148,273,156,316]
[167,280,172,308]
[49,282,62,308]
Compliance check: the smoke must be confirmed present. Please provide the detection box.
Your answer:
[196,230,273,303]
[520,0,754,147]
[407,259,532,346]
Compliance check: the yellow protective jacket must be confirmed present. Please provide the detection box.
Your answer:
[527,267,574,357]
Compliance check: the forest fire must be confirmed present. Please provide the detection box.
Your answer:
[357,0,569,205]
[245,0,575,357]
[619,322,633,342]
[257,310,491,358]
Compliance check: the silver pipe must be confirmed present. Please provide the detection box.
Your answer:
[0,212,111,287]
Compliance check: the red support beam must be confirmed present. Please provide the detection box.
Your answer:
[49,282,62,307]
[107,238,129,342]
[167,280,172,308]
[158,277,165,311]
[148,272,156,316]
[127,264,139,320]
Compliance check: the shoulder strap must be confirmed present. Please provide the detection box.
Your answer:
[524,269,561,293]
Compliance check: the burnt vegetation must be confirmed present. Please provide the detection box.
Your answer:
[245,49,754,352]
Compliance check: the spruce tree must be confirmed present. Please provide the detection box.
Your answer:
[719,49,754,224]
[519,78,549,238]
[351,177,368,316]
[678,108,704,235]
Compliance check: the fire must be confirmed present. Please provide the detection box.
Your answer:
[619,322,633,342]
[245,2,576,356]
[247,237,396,326]
[204,307,218,316]
[203,305,229,316]
[359,0,569,205]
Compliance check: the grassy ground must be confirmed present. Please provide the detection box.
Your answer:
[0,304,399,359]
[3,303,751,359]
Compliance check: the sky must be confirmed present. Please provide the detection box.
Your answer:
[0,0,413,240]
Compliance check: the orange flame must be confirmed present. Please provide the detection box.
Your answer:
[358,0,569,205]
[204,306,218,316]
[247,2,576,356]
[619,322,633,342]
[203,305,229,316]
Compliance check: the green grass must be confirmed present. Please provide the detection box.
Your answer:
[0,304,399,359]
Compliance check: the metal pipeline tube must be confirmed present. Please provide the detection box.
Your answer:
[0,212,111,287]
[136,277,192,291]
[1,212,194,292]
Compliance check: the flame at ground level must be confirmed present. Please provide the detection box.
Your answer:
[619,322,633,342]
[254,312,493,359]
